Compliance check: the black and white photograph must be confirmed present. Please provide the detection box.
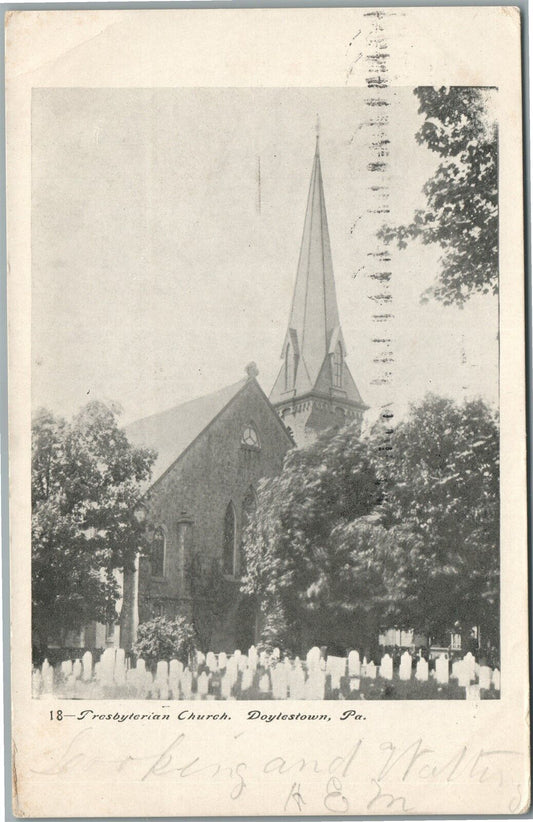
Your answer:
[30,84,500,701]
[6,7,528,817]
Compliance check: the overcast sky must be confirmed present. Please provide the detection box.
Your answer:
[32,87,498,425]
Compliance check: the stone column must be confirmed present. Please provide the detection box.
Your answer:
[120,554,139,651]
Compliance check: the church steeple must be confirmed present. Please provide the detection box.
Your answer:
[270,137,367,445]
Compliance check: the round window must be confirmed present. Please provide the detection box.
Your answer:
[241,424,260,449]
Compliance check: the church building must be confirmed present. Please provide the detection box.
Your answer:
[118,137,367,653]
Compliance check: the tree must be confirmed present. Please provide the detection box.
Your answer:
[376,395,499,646]
[133,616,197,666]
[240,424,385,653]
[32,402,155,653]
[379,87,498,306]
[241,395,499,654]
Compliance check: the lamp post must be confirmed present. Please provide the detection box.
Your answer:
[120,502,145,650]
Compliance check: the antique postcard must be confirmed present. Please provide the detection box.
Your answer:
[6,6,529,817]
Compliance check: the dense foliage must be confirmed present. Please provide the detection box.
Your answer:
[241,395,499,652]
[32,401,155,651]
[378,395,499,644]
[379,86,498,305]
[133,616,197,665]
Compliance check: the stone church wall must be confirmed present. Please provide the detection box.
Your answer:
[138,380,291,651]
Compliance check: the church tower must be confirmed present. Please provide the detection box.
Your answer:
[270,137,367,446]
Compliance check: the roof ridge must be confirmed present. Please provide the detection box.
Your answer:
[125,377,247,430]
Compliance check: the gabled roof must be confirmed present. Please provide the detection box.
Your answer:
[125,378,248,488]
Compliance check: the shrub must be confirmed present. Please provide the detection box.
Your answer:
[133,616,197,666]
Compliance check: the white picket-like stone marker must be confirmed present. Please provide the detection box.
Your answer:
[415,658,428,682]
[348,650,361,677]
[259,673,270,693]
[289,666,305,699]
[306,646,321,671]
[435,654,449,684]
[479,666,491,690]
[169,659,183,677]
[61,659,73,678]
[156,660,168,682]
[197,671,210,696]
[206,652,218,672]
[492,668,501,691]
[463,652,476,683]
[181,668,192,699]
[248,646,258,669]
[72,659,82,680]
[220,672,232,699]
[218,652,227,670]
[380,654,393,680]
[366,662,377,680]
[457,661,470,688]
[100,648,116,686]
[399,651,412,681]
[361,656,368,678]
[241,668,253,691]
[82,651,92,681]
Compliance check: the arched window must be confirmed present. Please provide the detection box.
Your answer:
[333,342,343,388]
[240,487,257,577]
[151,527,165,577]
[285,343,294,390]
[223,502,236,576]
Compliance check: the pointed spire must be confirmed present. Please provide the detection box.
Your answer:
[285,133,341,386]
[270,136,366,415]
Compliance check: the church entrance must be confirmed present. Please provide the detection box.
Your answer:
[234,595,257,653]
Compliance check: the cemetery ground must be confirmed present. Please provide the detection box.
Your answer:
[33,645,500,701]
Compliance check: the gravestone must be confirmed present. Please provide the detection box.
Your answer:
[380,653,393,680]
[259,673,270,693]
[463,652,476,683]
[366,662,377,680]
[220,672,232,699]
[197,671,210,696]
[348,650,361,677]
[100,648,116,686]
[306,646,321,671]
[479,665,491,690]
[435,654,449,684]
[61,660,73,678]
[181,668,192,699]
[156,660,169,682]
[241,668,253,692]
[415,658,428,682]
[82,651,92,681]
[289,666,305,699]
[399,651,412,681]
[457,661,470,688]
[248,646,258,669]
